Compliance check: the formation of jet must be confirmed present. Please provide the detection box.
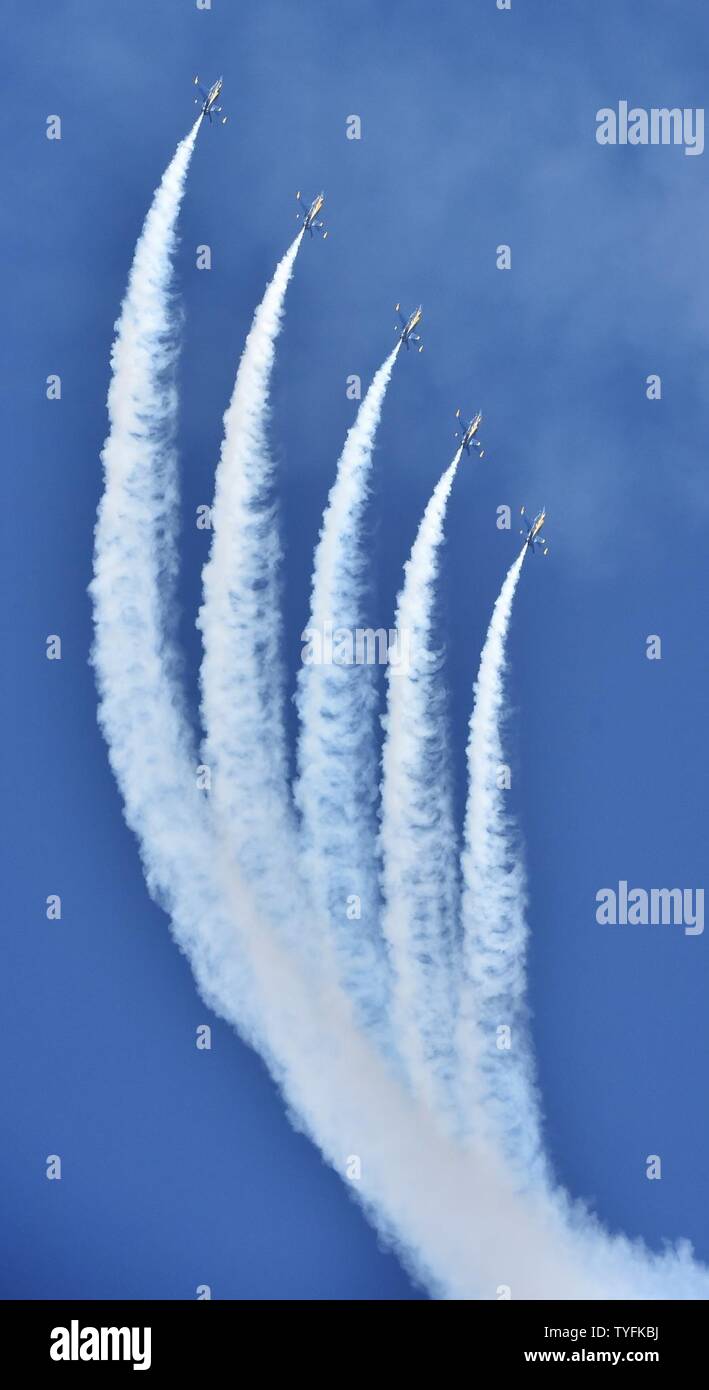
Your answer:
[194,76,228,124]
[520,506,549,556]
[454,408,486,459]
[395,304,424,352]
[186,96,550,560]
[296,192,328,238]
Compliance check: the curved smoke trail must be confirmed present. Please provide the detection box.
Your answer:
[459,545,549,1184]
[91,116,206,881]
[294,345,401,1031]
[89,119,273,1047]
[89,127,709,1302]
[379,449,462,1121]
[197,232,309,948]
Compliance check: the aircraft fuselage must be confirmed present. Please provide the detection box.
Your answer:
[463,413,482,448]
[403,308,422,340]
[304,194,324,228]
[206,80,222,110]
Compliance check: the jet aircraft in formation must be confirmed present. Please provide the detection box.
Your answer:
[454,408,486,459]
[191,107,548,557]
[296,192,329,238]
[395,304,424,352]
[193,76,228,125]
[520,506,549,555]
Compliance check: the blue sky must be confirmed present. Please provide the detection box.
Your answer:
[3,0,709,1297]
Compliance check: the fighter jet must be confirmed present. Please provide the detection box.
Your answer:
[296,192,328,238]
[454,408,486,459]
[395,304,424,352]
[520,506,549,556]
[193,76,228,125]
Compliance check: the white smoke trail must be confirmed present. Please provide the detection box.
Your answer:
[89,128,709,1302]
[379,449,462,1121]
[294,345,401,1031]
[166,861,709,1298]
[197,233,309,949]
[91,114,204,833]
[459,545,549,1184]
[90,118,272,1045]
